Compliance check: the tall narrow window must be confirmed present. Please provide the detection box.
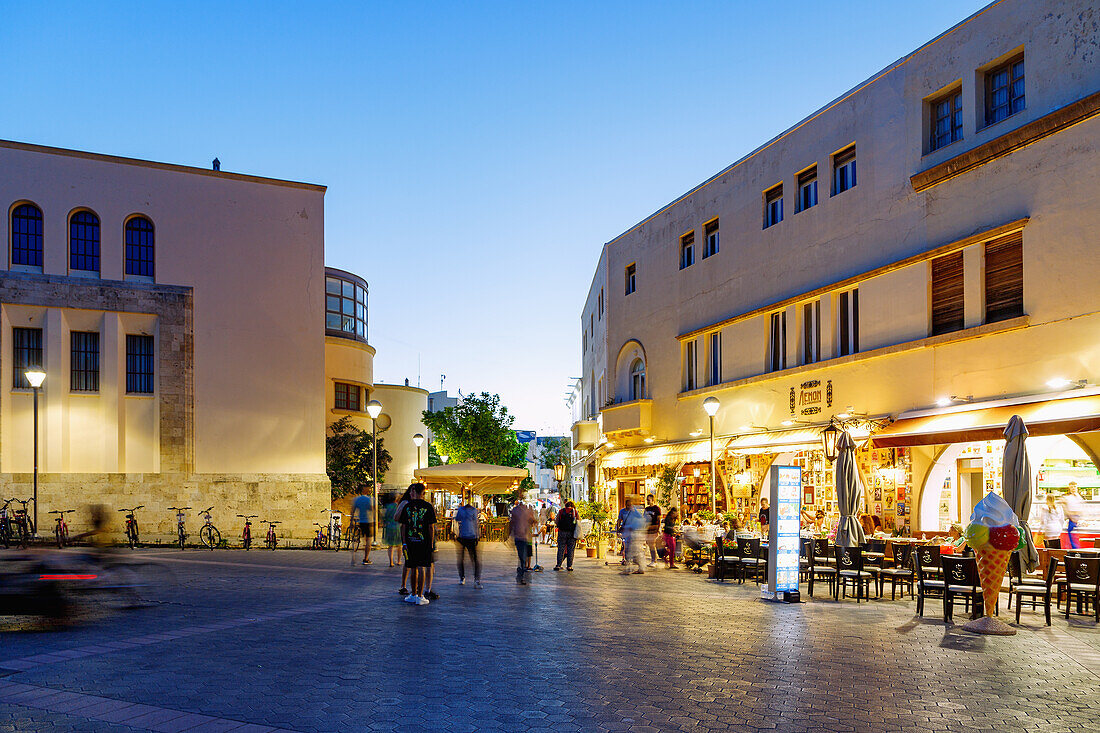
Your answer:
[598,289,604,318]
[838,289,860,356]
[684,341,697,391]
[11,203,43,268]
[582,329,587,354]
[703,219,719,258]
[70,331,100,392]
[125,216,155,278]
[69,211,101,273]
[625,263,636,295]
[708,332,721,385]
[630,359,646,401]
[984,232,1023,323]
[125,334,155,394]
[764,185,783,228]
[679,232,695,270]
[12,327,43,389]
[985,55,1024,127]
[833,146,857,195]
[334,382,361,411]
[930,251,965,335]
[802,301,820,364]
[929,89,963,151]
[796,167,818,212]
[768,312,786,372]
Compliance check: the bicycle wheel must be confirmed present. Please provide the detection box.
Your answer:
[243,531,251,550]
[178,526,186,550]
[128,521,139,549]
[55,525,64,549]
[268,532,277,550]
[18,521,29,549]
[199,525,221,549]
[0,521,8,549]
[349,528,360,553]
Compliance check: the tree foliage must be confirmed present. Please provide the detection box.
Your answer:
[538,436,571,473]
[326,416,393,500]
[421,392,527,469]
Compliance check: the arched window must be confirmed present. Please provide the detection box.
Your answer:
[70,210,100,272]
[630,358,646,401]
[125,216,155,278]
[11,203,43,267]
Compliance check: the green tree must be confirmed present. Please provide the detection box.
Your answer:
[421,392,528,469]
[539,436,571,499]
[427,442,442,467]
[325,416,392,500]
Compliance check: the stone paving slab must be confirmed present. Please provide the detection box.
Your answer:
[1,545,1098,731]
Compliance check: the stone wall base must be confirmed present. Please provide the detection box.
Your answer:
[0,472,331,546]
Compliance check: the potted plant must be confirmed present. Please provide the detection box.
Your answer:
[578,500,609,558]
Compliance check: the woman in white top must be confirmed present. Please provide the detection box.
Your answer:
[1037,493,1066,549]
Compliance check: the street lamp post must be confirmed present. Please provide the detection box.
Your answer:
[703,396,720,516]
[25,369,46,537]
[412,433,424,469]
[554,461,566,501]
[366,400,383,542]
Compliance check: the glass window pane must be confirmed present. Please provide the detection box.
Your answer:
[342,281,355,297]
[342,297,355,316]
[326,278,341,294]
[326,313,341,329]
[342,315,355,332]
[327,295,341,312]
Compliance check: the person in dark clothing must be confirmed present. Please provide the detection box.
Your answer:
[644,495,662,568]
[399,483,437,606]
[759,499,771,535]
[662,507,680,569]
[554,501,580,571]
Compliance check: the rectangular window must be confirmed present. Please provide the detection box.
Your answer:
[985,55,1025,127]
[703,219,719,258]
[12,327,43,389]
[684,340,698,391]
[837,289,860,357]
[708,332,721,385]
[582,329,587,354]
[125,334,155,394]
[679,231,695,270]
[929,89,963,151]
[70,331,100,392]
[768,312,786,372]
[796,167,817,212]
[764,185,783,228]
[984,232,1023,323]
[802,301,820,365]
[625,263,636,295]
[334,382,361,411]
[598,289,604,319]
[833,146,857,195]
[930,251,965,335]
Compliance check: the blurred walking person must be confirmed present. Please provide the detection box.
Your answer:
[644,494,661,568]
[382,493,402,567]
[1063,482,1084,549]
[662,507,680,569]
[454,494,482,588]
[553,501,580,571]
[506,500,537,584]
[620,502,648,575]
[351,484,374,565]
[394,486,412,595]
[1037,494,1065,549]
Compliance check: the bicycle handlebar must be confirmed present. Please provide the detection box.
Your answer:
[199,506,214,514]
[168,506,192,512]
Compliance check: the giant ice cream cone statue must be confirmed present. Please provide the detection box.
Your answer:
[960,492,1026,635]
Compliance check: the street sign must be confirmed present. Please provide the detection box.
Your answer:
[767,465,802,603]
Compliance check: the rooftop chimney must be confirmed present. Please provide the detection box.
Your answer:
[212,158,221,171]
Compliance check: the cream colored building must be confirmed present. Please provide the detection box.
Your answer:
[1,140,331,541]
[573,0,1100,535]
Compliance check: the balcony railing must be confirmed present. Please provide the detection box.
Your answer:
[600,399,653,437]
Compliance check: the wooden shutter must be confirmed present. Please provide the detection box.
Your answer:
[984,233,1023,323]
[931,251,965,335]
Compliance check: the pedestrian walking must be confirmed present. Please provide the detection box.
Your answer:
[553,501,579,571]
[399,483,436,606]
[350,484,374,565]
[758,498,771,537]
[394,486,413,595]
[620,503,648,575]
[1036,493,1065,549]
[614,498,633,565]
[1063,482,1084,549]
[644,494,661,568]
[505,500,537,584]
[454,495,482,588]
[662,507,680,569]
[382,493,402,566]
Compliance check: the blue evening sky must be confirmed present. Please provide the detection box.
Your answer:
[1,1,990,435]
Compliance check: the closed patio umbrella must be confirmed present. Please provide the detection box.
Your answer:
[1002,415,1039,573]
[834,430,866,548]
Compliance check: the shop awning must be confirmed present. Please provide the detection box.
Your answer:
[413,461,529,495]
[602,439,713,470]
[725,424,873,455]
[872,393,1100,448]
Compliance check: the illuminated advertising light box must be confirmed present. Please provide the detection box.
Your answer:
[766,465,801,603]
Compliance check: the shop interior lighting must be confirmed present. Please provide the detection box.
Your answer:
[643,436,655,443]
[1047,377,1087,390]
[780,419,811,427]
[936,395,972,407]
[689,429,703,437]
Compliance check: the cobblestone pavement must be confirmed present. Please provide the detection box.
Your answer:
[2,543,1099,732]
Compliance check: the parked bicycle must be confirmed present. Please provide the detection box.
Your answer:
[329,510,342,552]
[312,522,329,549]
[0,499,13,549]
[344,521,361,552]
[238,514,257,550]
[118,506,143,549]
[10,498,34,549]
[48,509,73,549]
[197,507,221,549]
[167,506,191,549]
[263,520,280,550]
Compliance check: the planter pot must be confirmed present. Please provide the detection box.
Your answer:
[707,563,718,579]
[586,547,596,558]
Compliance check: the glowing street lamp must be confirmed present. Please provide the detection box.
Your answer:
[412,433,425,469]
[702,396,720,514]
[25,369,45,536]
[553,461,566,501]
[366,399,382,541]
[821,422,841,463]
